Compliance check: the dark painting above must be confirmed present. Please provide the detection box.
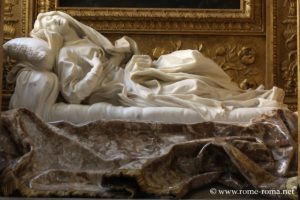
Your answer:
[58,0,241,9]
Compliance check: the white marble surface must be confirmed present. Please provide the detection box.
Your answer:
[6,11,287,123]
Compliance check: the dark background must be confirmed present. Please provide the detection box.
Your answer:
[58,0,241,9]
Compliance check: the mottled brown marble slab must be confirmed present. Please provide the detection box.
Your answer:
[0,108,298,198]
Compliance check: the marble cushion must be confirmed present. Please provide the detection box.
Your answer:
[3,37,54,70]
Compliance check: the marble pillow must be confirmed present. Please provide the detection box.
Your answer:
[3,37,54,70]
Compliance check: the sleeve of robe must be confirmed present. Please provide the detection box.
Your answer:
[56,48,103,104]
[9,66,59,119]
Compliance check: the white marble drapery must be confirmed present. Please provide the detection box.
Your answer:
[8,11,287,123]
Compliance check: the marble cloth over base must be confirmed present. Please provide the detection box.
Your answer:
[0,108,298,198]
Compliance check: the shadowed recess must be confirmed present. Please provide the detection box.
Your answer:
[58,0,241,9]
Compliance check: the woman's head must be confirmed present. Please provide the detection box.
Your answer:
[30,11,84,55]
[39,14,69,34]
[30,11,136,56]
[31,11,80,41]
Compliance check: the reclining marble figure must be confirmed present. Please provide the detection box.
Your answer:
[4,11,287,124]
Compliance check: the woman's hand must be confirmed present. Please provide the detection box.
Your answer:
[84,51,103,68]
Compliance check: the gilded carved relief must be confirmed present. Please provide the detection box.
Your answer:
[37,0,55,13]
[270,0,298,110]
[2,0,32,110]
[280,0,297,96]
[2,0,19,110]
[3,0,18,40]
[214,46,258,89]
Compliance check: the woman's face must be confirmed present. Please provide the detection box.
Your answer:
[40,15,69,34]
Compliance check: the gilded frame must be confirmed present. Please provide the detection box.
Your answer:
[298,0,300,112]
[35,0,264,34]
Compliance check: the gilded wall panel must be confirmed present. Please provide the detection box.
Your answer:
[274,0,297,109]
[297,0,300,120]
[2,0,33,110]
[0,0,4,109]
